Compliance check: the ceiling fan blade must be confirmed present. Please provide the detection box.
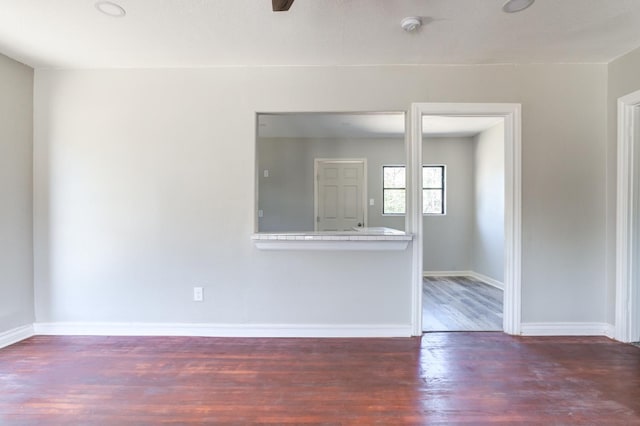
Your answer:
[272,0,294,12]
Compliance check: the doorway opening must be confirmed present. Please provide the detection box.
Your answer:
[616,89,640,344]
[408,103,521,336]
[420,116,505,331]
[255,112,406,234]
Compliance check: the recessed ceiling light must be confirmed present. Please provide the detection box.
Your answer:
[95,1,126,18]
[502,0,535,13]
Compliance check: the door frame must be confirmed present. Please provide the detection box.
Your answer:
[615,89,640,343]
[314,158,368,232]
[409,103,522,336]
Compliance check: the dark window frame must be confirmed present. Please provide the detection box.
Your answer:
[423,165,445,215]
[382,165,406,215]
[381,165,446,216]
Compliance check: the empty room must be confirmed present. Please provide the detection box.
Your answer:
[2,0,640,423]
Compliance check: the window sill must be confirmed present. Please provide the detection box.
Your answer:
[251,230,413,251]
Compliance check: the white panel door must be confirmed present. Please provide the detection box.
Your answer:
[316,160,365,231]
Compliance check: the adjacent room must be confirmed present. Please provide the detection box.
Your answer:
[2,0,640,423]
[256,112,406,233]
[421,116,505,332]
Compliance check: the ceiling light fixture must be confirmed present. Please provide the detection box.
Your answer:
[95,1,126,18]
[400,17,422,32]
[502,0,535,13]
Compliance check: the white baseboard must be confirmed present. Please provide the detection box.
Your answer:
[521,322,615,337]
[33,322,413,338]
[467,271,504,290]
[605,323,616,339]
[423,270,504,290]
[424,270,473,277]
[0,324,34,349]
[15,321,620,340]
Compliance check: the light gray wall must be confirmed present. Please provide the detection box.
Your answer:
[607,46,640,324]
[257,137,405,232]
[33,64,607,326]
[422,137,474,271]
[0,54,34,333]
[472,123,505,282]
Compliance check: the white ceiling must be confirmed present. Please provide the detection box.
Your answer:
[259,113,405,139]
[0,0,639,69]
[258,113,503,138]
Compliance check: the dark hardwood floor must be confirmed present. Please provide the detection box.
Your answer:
[1,334,640,424]
[423,276,503,332]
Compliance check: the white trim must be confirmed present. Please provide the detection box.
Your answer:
[521,322,614,337]
[424,270,473,277]
[605,323,616,339]
[314,158,368,232]
[0,324,34,349]
[411,103,521,336]
[254,113,260,233]
[616,89,640,343]
[423,271,504,290]
[408,108,423,336]
[33,322,412,338]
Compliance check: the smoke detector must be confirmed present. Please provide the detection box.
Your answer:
[401,17,422,32]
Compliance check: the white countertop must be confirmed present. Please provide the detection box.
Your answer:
[251,229,412,250]
[351,226,406,235]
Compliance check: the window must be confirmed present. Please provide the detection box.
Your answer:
[382,165,445,215]
[422,165,445,215]
[383,166,406,214]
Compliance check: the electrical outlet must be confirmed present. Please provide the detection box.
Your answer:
[258,209,264,218]
[193,287,204,302]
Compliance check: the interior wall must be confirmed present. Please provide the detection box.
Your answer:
[33,64,607,327]
[0,53,34,333]
[472,122,505,282]
[422,137,474,272]
[257,137,405,232]
[607,46,640,325]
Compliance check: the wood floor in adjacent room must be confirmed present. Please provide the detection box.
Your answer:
[423,276,503,332]
[2,334,640,424]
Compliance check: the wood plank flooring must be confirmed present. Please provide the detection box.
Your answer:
[1,334,640,424]
[423,276,503,332]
